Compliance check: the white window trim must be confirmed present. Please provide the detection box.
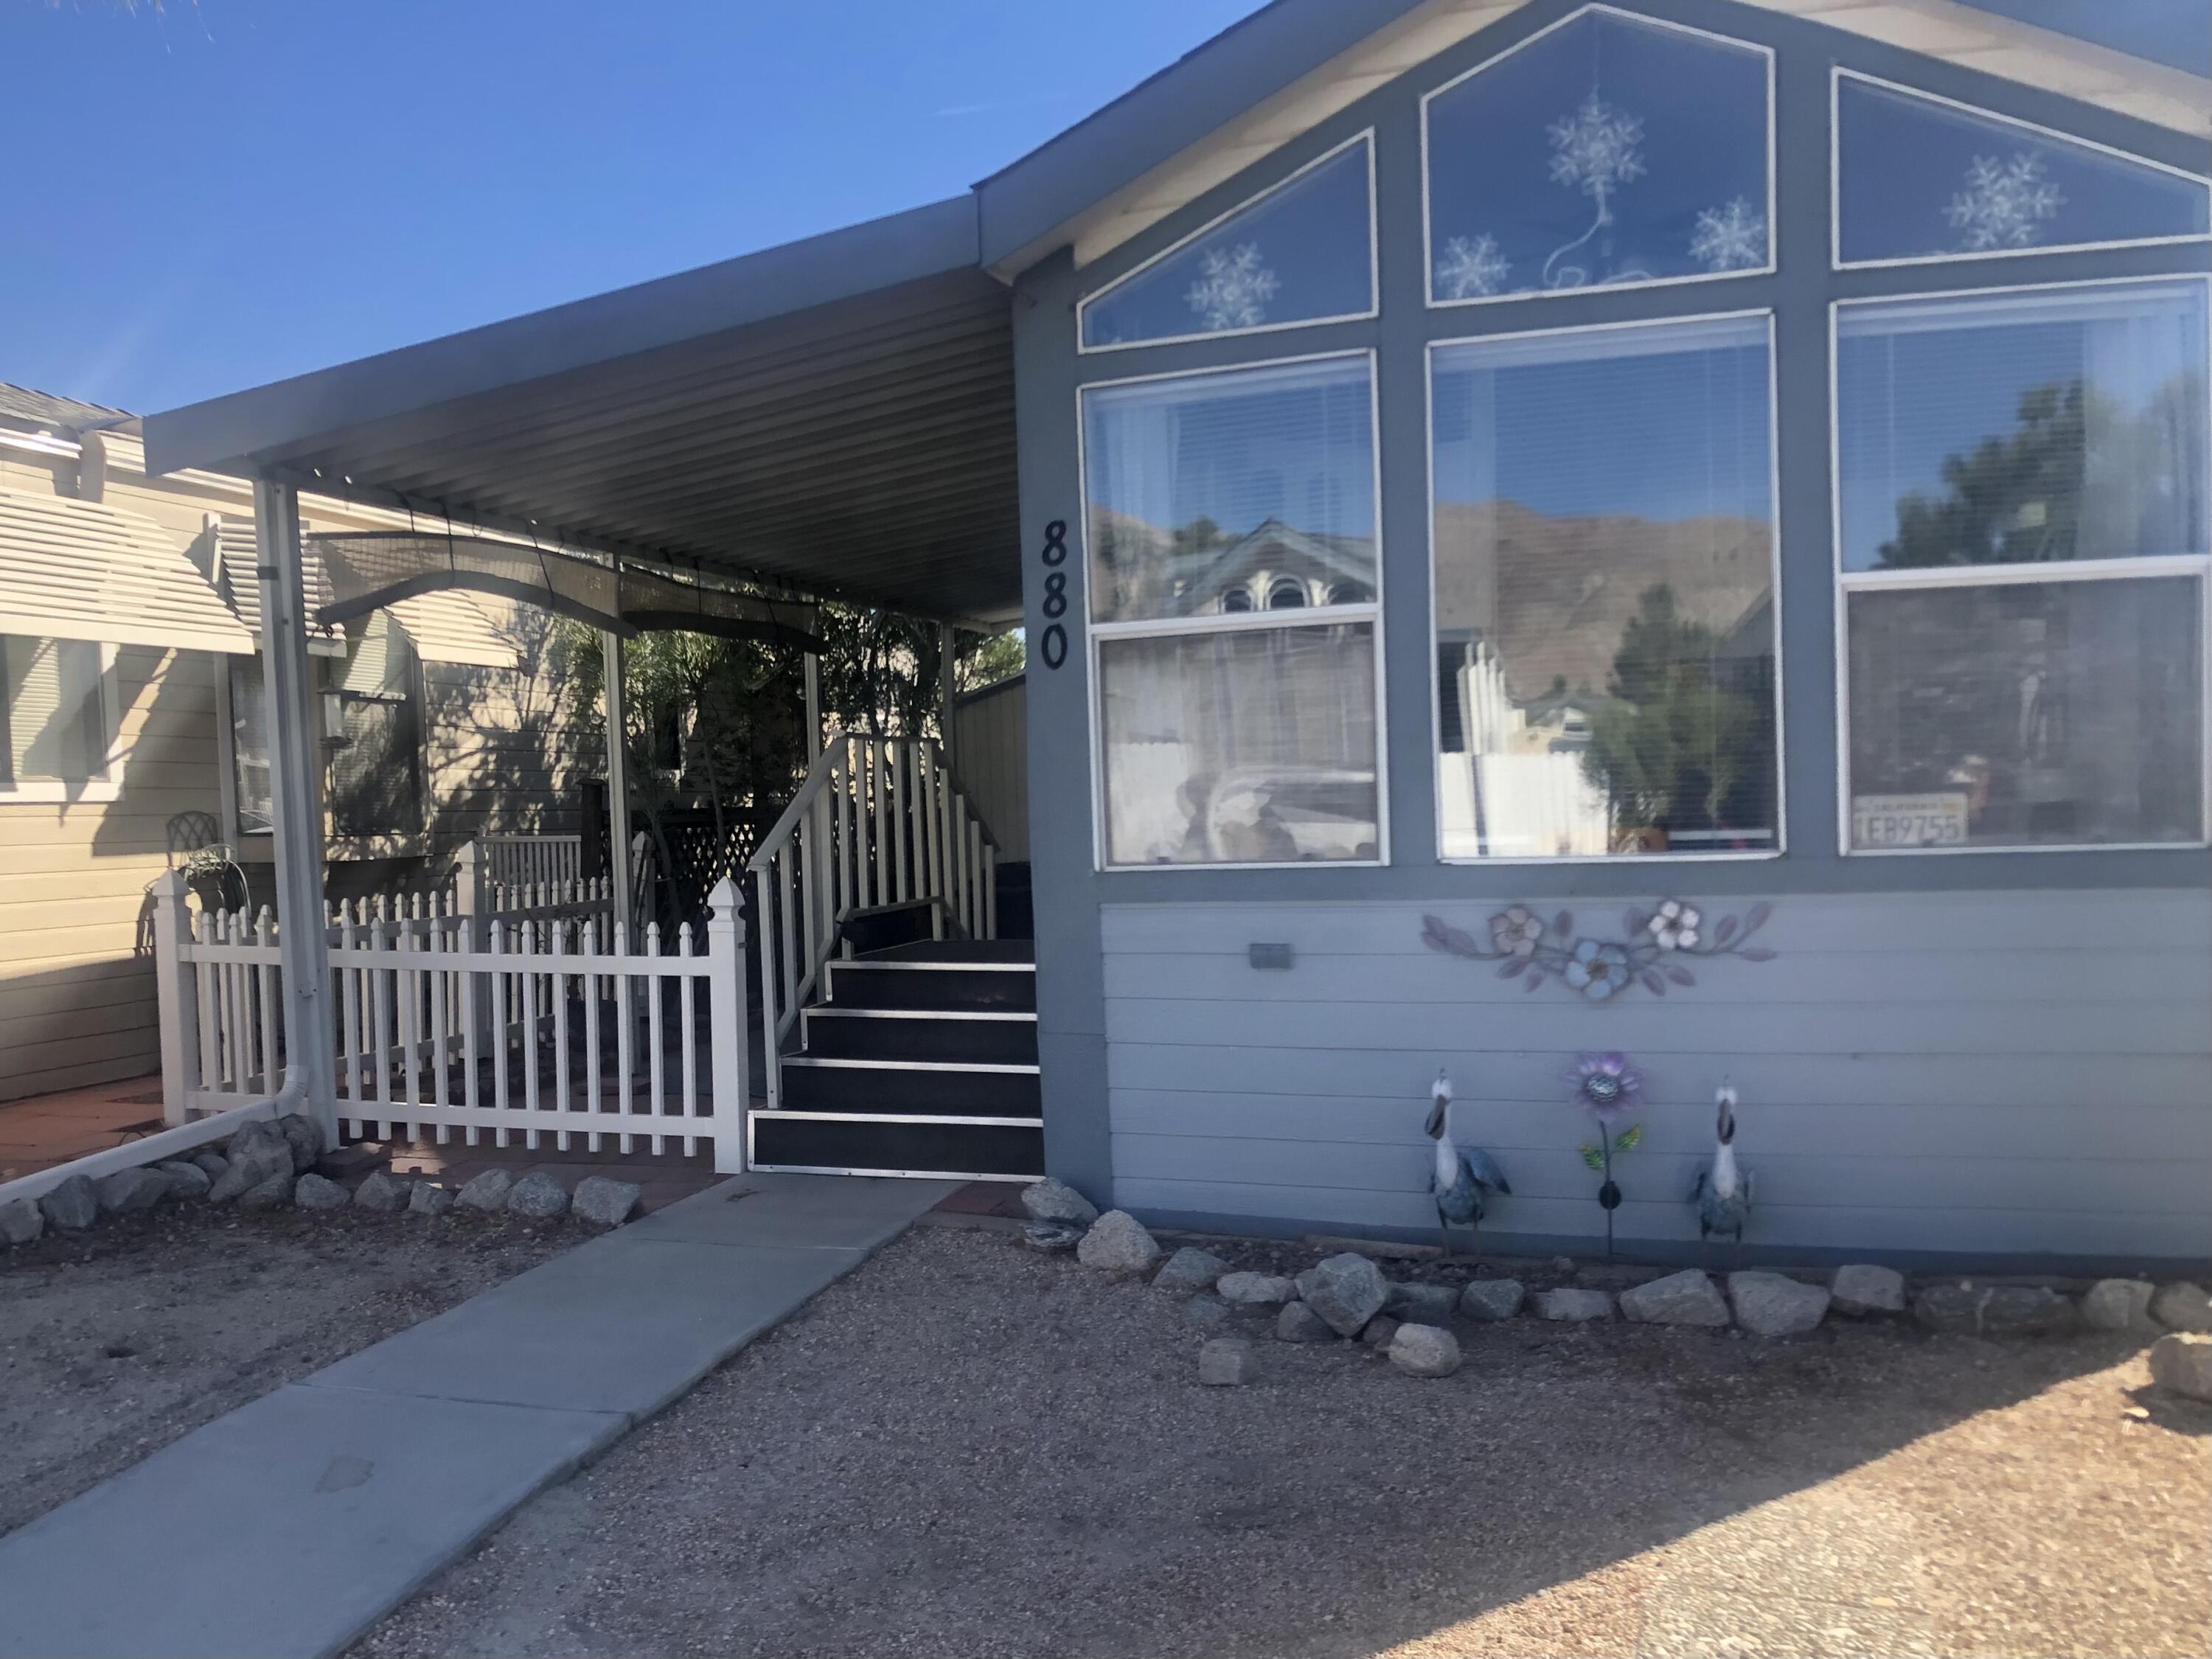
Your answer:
[1419,3,1777,312]
[1830,69,2212,274]
[1075,130,1379,355]
[0,639,125,807]
[1425,307,1787,866]
[1077,347,1391,872]
[1829,273,2212,857]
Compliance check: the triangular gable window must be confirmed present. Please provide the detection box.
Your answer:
[1078,133,1374,351]
[1424,5,1771,305]
[1836,73,2211,267]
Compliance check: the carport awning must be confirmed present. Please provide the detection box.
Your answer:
[142,198,1021,625]
[0,489,256,655]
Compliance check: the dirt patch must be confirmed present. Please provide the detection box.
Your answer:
[0,1204,576,1538]
[356,1225,2211,1659]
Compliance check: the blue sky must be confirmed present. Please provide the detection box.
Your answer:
[2,0,1257,415]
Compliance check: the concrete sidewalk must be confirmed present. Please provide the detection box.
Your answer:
[0,1172,955,1659]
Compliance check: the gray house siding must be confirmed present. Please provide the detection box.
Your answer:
[1010,0,2212,1267]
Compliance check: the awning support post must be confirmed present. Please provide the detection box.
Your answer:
[601,630,633,936]
[803,653,822,759]
[253,479,337,1147]
[938,622,957,766]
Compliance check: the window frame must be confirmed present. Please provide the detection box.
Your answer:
[0,637,124,806]
[1077,347,1391,872]
[1830,69,2212,274]
[1828,271,2212,858]
[1419,2,1778,313]
[1074,130,1380,356]
[1423,307,1787,866]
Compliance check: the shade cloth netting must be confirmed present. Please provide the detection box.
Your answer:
[306,530,824,652]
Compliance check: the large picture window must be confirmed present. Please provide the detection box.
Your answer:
[1430,313,1778,860]
[1082,355,1382,866]
[1,635,111,796]
[1835,279,2209,851]
[1425,6,1770,305]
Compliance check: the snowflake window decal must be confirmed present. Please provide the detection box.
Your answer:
[1690,197,1766,273]
[1945,152,2065,251]
[1185,243,1281,333]
[1436,234,1510,300]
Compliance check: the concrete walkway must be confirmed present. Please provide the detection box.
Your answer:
[0,1172,955,1659]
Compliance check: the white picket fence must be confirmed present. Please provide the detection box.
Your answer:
[751,729,997,1112]
[150,852,748,1171]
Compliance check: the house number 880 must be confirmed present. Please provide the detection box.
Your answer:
[1038,520,1069,669]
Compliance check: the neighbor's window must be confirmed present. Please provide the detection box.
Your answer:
[1835,74,2212,268]
[1425,7,1770,305]
[1836,278,2209,850]
[227,656,274,833]
[328,613,425,838]
[1079,134,1374,349]
[1430,313,1778,859]
[1083,354,1381,865]
[1,635,109,790]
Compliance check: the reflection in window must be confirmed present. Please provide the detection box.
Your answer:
[1099,625,1379,865]
[1084,356,1376,625]
[1079,136,1374,349]
[1837,76,2211,266]
[229,657,273,833]
[1836,279,2209,850]
[1847,580,2202,849]
[330,614,425,838]
[1836,282,2208,572]
[1426,9,1769,303]
[1,635,107,786]
[1430,314,1777,859]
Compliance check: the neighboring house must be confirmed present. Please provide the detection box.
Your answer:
[0,386,597,1102]
[139,0,2212,1268]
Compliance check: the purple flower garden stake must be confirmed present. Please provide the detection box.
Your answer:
[1571,1051,1644,1258]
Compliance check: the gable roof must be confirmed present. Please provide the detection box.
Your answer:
[0,383,131,435]
[976,0,2212,276]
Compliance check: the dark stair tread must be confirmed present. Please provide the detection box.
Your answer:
[751,1111,1042,1179]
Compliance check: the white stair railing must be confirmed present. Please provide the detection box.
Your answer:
[749,731,998,1111]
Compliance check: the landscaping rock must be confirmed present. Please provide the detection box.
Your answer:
[1276,1301,1337,1343]
[1075,1209,1160,1273]
[2081,1279,2157,1333]
[2151,1282,2212,1333]
[1184,1295,1232,1330]
[209,1124,291,1201]
[506,1172,571,1220]
[353,1171,413,1214]
[1296,1252,1388,1338]
[38,1175,98,1233]
[456,1169,515,1213]
[1729,1272,1831,1337]
[275,1112,322,1174]
[1021,1220,1082,1253]
[1384,1282,1461,1324]
[1152,1246,1230,1294]
[156,1161,211,1201]
[97,1166,171,1215]
[191,1151,229,1180]
[1534,1287,1613,1322]
[1830,1264,1907,1315]
[1,1197,44,1245]
[1360,1315,1400,1349]
[293,1173,348,1210]
[1388,1323,1463,1379]
[236,1171,293,1211]
[1197,1338,1256,1386]
[1459,1279,1526,1322]
[408,1183,456,1217]
[1215,1272,1297,1306]
[1913,1283,2075,1337]
[571,1175,641,1228]
[1620,1268,1731,1327]
[1020,1178,1098,1228]
[2149,1334,2212,1402]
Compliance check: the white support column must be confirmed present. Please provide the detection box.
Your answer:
[937,622,957,768]
[706,877,749,1175]
[253,479,336,1145]
[803,653,823,760]
[601,631,633,933]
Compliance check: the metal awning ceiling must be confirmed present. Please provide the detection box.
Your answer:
[142,199,1020,624]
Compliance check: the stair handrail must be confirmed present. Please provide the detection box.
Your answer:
[748,727,1000,1113]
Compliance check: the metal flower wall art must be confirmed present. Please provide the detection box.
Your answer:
[1571,1051,1644,1256]
[1421,900,1777,1002]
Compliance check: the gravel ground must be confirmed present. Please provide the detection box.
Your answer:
[357,1224,2211,1659]
[0,1203,575,1538]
